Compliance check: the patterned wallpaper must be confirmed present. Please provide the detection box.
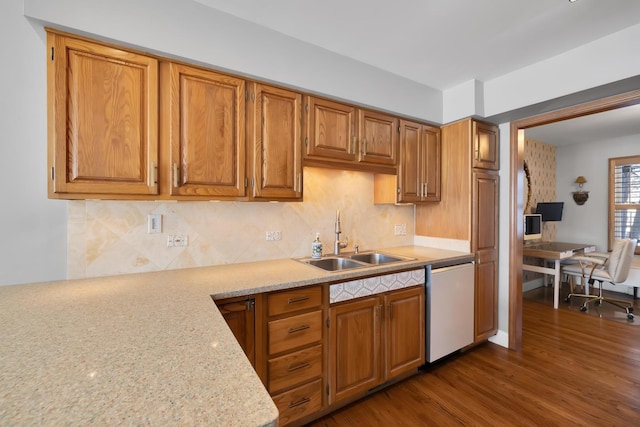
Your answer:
[524,137,557,240]
[524,137,556,285]
[67,167,414,279]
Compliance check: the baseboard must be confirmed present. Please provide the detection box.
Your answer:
[523,278,544,293]
[488,329,508,348]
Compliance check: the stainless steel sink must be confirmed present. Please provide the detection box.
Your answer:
[302,257,368,271]
[348,252,412,265]
[296,251,415,272]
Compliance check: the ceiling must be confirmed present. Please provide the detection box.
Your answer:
[194,0,640,91]
[193,0,640,144]
[525,103,640,146]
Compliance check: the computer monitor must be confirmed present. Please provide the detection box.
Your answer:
[535,202,564,221]
[524,214,542,241]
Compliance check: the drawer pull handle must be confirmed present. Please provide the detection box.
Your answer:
[288,296,309,304]
[287,362,311,372]
[288,397,311,409]
[288,324,310,334]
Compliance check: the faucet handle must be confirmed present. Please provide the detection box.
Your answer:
[354,244,359,254]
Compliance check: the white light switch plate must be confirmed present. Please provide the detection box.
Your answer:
[148,214,162,234]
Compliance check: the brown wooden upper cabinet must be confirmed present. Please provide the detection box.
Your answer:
[473,121,499,170]
[246,83,303,201]
[398,120,441,203]
[164,62,246,198]
[374,120,440,204]
[47,30,305,202]
[47,31,159,197]
[304,96,398,173]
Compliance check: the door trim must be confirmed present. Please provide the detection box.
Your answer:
[508,89,640,350]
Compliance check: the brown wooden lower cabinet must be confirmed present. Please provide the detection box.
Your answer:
[268,344,323,394]
[271,378,323,426]
[265,285,327,426]
[385,287,425,378]
[329,286,425,404]
[217,283,425,426]
[215,296,256,366]
[330,295,382,402]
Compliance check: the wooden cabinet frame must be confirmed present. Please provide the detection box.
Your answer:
[329,285,424,404]
[304,96,398,174]
[47,32,158,197]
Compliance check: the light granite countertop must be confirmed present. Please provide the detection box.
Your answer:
[0,245,471,426]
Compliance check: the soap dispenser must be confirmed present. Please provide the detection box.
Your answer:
[311,233,323,259]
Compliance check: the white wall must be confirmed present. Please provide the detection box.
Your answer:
[555,134,640,251]
[0,0,66,285]
[24,0,442,122]
[483,23,640,117]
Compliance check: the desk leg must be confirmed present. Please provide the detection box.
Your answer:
[553,260,560,309]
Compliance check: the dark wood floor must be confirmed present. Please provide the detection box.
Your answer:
[308,291,640,426]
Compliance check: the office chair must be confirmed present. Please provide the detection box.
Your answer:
[563,238,637,320]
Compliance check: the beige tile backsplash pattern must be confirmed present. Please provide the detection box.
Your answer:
[67,167,414,279]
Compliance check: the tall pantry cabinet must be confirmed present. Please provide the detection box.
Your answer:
[415,118,499,343]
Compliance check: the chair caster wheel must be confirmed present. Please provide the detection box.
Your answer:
[628,313,634,320]
[580,306,587,312]
[564,297,570,303]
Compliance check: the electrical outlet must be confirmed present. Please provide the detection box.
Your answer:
[167,235,188,247]
[266,231,281,241]
[394,224,407,236]
[174,235,188,247]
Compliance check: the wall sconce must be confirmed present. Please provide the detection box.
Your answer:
[572,176,589,205]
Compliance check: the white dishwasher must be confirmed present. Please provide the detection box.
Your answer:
[426,262,475,363]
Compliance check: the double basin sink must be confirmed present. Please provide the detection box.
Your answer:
[297,251,415,272]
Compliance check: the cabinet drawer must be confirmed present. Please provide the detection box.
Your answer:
[268,344,323,393]
[268,310,322,355]
[272,378,323,426]
[268,286,322,316]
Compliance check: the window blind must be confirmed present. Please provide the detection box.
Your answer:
[613,163,640,241]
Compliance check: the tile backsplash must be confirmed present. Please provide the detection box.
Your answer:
[67,167,414,279]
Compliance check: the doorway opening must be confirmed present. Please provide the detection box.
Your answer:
[508,90,640,349]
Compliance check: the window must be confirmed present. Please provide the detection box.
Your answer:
[609,155,640,254]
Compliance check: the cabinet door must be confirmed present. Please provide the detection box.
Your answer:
[422,125,441,201]
[358,109,398,166]
[248,83,302,200]
[216,297,256,366]
[473,170,499,342]
[166,63,246,197]
[473,121,499,170]
[304,96,357,162]
[384,286,425,379]
[330,296,382,403]
[397,120,423,203]
[48,32,158,196]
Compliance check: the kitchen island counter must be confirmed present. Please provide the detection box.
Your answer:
[0,245,470,425]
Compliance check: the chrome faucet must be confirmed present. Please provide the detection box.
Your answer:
[334,210,349,255]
